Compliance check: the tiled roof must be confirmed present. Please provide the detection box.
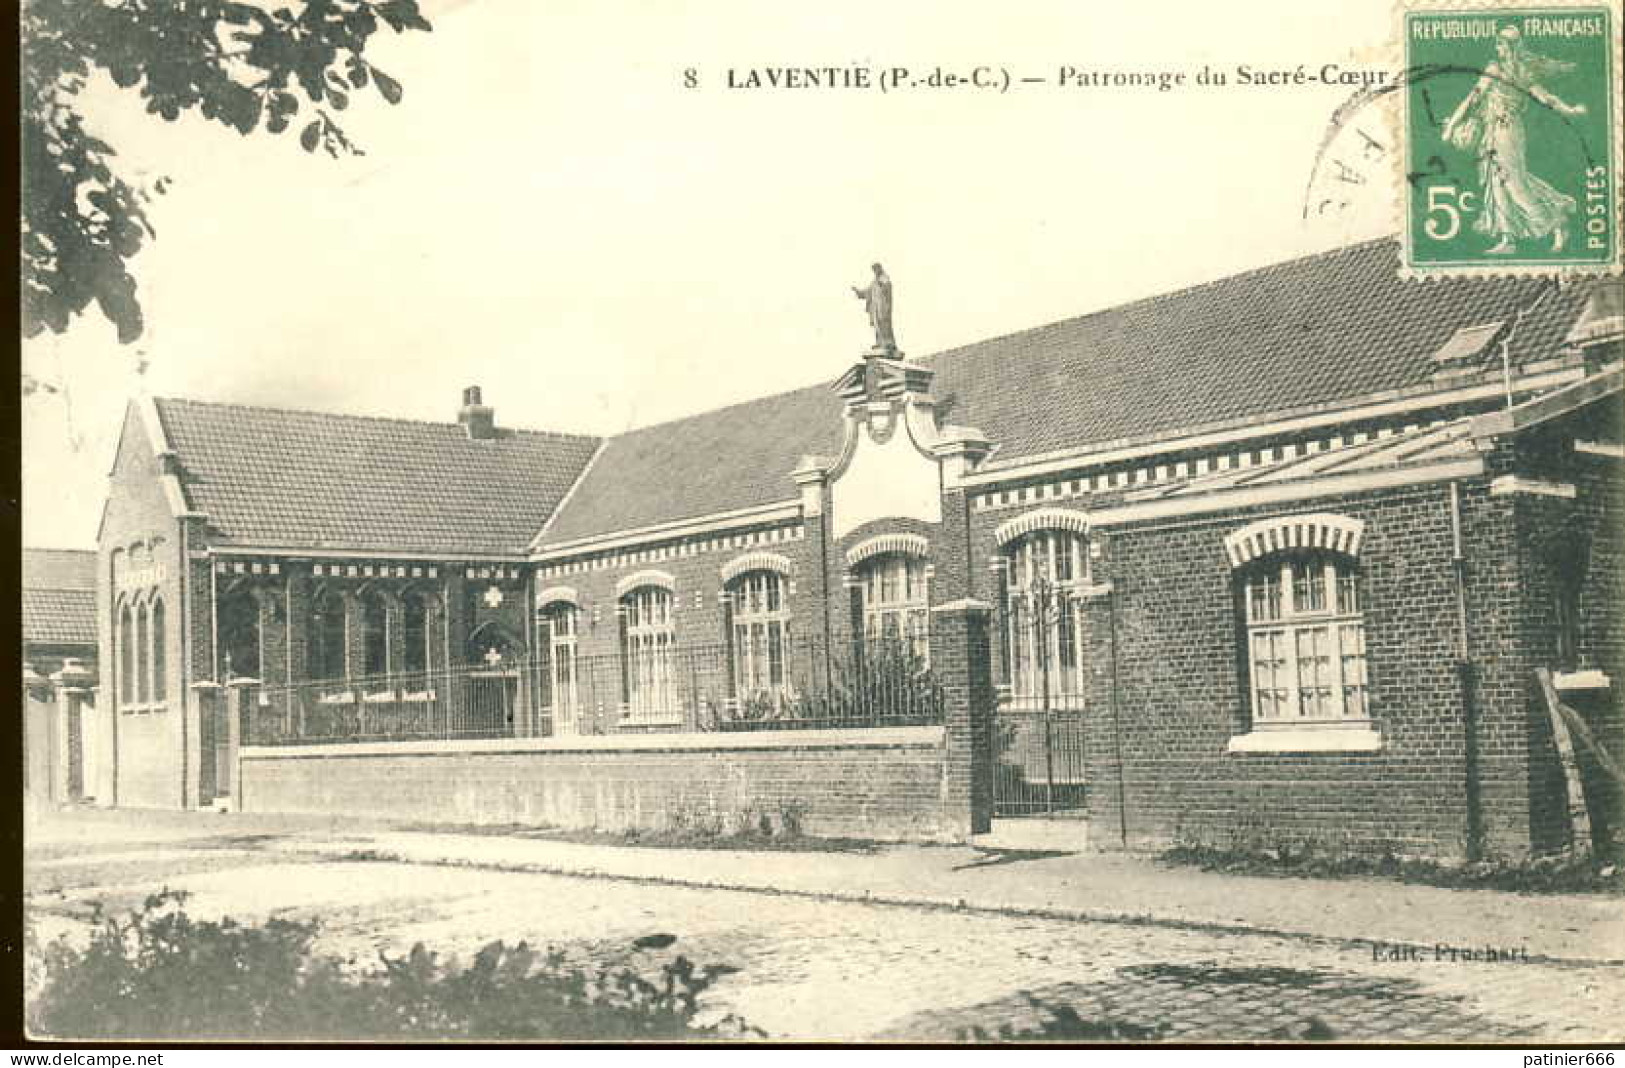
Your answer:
[23,547,96,590]
[538,237,1597,546]
[23,548,97,647]
[536,387,847,546]
[154,399,601,557]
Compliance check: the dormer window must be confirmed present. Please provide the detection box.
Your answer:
[1431,321,1505,365]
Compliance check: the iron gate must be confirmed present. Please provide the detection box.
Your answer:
[992,702,1088,819]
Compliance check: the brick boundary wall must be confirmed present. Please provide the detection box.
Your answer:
[237,726,961,841]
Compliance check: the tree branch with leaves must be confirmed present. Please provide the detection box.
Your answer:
[21,0,433,344]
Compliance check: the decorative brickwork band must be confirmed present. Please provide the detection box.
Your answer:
[719,551,794,585]
[993,506,1091,547]
[1222,513,1364,569]
[535,585,580,609]
[844,532,929,569]
[613,569,676,597]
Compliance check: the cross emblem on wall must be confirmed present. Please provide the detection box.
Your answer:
[482,584,504,608]
[483,647,504,667]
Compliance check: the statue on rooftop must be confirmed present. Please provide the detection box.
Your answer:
[852,262,898,357]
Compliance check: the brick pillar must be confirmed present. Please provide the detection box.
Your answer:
[937,486,975,604]
[221,677,257,809]
[444,567,470,734]
[256,588,285,684]
[52,659,96,803]
[342,590,365,680]
[192,680,224,805]
[23,667,53,805]
[285,566,310,683]
[445,567,470,665]
[384,593,406,679]
[930,599,996,837]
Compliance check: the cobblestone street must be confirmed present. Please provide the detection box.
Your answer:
[26,831,1625,1042]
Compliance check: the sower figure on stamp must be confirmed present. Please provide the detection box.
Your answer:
[853,262,899,356]
[1442,25,1587,254]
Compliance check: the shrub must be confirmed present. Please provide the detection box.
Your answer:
[1161,831,1625,896]
[703,637,944,731]
[28,890,756,1041]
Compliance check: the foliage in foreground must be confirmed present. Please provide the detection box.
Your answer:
[28,890,754,1041]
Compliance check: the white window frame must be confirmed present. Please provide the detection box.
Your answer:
[540,603,579,733]
[1004,529,1089,709]
[858,552,930,663]
[622,586,677,722]
[1242,552,1372,732]
[730,570,792,709]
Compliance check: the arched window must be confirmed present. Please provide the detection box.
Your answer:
[1242,551,1368,724]
[621,586,675,720]
[1003,529,1089,707]
[310,589,347,681]
[220,588,262,680]
[360,589,389,677]
[135,602,150,703]
[728,571,791,702]
[150,599,167,701]
[119,603,135,706]
[857,553,929,662]
[538,602,579,731]
[402,592,432,675]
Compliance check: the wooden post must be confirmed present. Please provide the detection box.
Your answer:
[1535,668,1593,856]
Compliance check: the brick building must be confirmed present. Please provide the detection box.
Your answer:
[23,548,100,804]
[95,238,1624,857]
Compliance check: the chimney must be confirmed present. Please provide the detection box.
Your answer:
[458,385,496,439]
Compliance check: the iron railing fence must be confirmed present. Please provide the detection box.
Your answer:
[991,698,1089,819]
[243,666,537,746]
[244,636,943,746]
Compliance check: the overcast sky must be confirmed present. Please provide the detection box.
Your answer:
[21,0,1395,549]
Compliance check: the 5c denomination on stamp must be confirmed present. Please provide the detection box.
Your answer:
[1401,2,1622,275]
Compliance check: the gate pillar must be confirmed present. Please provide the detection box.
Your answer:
[930,599,996,837]
[220,677,260,810]
[52,659,96,803]
[24,666,56,805]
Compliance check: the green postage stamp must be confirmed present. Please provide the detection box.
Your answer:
[1402,2,1622,274]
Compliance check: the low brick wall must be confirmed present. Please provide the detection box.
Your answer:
[238,726,959,841]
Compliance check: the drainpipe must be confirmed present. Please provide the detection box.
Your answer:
[209,551,220,683]
[177,524,193,809]
[108,546,122,806]
[1104,570,1129,850]
[1451,481,1484,861]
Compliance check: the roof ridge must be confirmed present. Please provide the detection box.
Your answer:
[153,395,601,445]
[596,376,838,439]
[923,235,1403,362]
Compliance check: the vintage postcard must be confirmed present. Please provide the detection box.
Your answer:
[16,0,1625,1051]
